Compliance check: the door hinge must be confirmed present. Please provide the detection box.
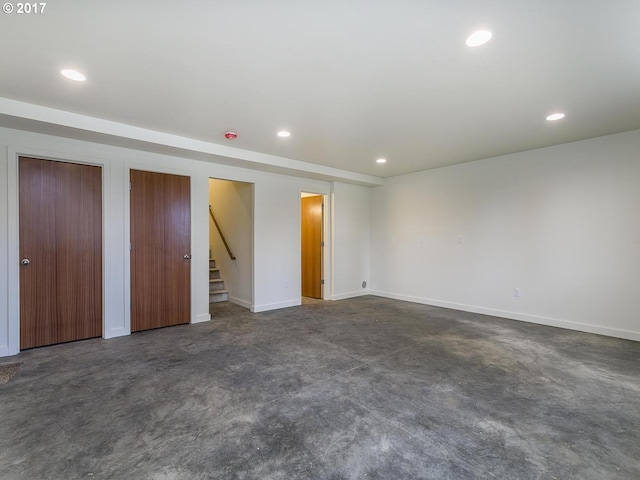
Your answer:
[129,182,132,191]
[321,241,325,247]
[321,279,325,285]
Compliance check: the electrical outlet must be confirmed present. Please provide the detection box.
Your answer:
[514,288,520,298]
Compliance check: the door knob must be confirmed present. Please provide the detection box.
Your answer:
[21,258,30,266]
[183,254,191,260]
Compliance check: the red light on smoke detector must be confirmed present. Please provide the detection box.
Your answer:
[224,131,237,139]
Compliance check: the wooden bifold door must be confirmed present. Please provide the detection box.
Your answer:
[19,157,103,349]
[130,169,191,332]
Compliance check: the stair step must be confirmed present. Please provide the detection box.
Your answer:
[208,259,227,302]
[209,290,229,303]
[209,278,225,292]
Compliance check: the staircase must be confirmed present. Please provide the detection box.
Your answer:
[209,259,229,303]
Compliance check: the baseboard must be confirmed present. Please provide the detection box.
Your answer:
[103,327,130,340]
[331,290,370,301]
[230,296,252,310]
[252,299,301,313]
[369,290,640,342]
[192,313,211,324]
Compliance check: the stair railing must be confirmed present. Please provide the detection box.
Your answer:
[209,205,236,260]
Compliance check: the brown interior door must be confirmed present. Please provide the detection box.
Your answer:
[301,195,323,299]
[19,157,103,349]
[130,169,191,332]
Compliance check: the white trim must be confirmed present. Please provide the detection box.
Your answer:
[331,290,370,301]
[252,299,300,313]
[193,313,211,324]
[329,186,335,302]
[0,143,5,356]
[6,148,18,356]
[122,166,132,337]
[229,296,252,309]
[322,192,332,302]
[370,290,640,342]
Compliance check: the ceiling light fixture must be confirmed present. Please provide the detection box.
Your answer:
[277,131,291,138]
[546,113,566,121]
[465,30,492,47]
[376,158,387,164]
[61,69,86,81]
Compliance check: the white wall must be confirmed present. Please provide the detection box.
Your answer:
[370,129,640,341]
[0,132,8,357]
[332,182,371,300]
[209,178,253,308]
[0,126,335,356]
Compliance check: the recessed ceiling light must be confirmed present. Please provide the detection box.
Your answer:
[376,158,387,164]
[546,112,566,121]
[465,30,492,47]
[61,69,86,82]
[277,131,291,138]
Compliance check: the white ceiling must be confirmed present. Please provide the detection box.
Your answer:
[1,0,639,180]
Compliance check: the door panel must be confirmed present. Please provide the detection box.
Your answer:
[130,170,190,332]
[19,157,102,349]
[301,195,323,298]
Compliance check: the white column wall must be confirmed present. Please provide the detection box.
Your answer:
[0,134,8,357]
[331,182,371,300]
[370,129,640,341]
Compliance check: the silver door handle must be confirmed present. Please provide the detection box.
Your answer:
[183,254,191,260]
[21,258,30,266]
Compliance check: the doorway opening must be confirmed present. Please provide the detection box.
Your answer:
[209,178,254,313]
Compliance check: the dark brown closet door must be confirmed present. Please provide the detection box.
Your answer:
[130,169,191,332]
[19,157,103,349]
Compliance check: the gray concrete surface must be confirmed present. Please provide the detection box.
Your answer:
[1,296,639,479]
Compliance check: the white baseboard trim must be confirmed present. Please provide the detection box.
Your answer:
[103,327,130,339]
[252,299,300,313]
[331,290,370,301]
[230,296,252,310]
[369,290,640,342]
[192,313,211,324]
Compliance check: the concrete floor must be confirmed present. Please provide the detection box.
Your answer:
[1,296,639,479]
